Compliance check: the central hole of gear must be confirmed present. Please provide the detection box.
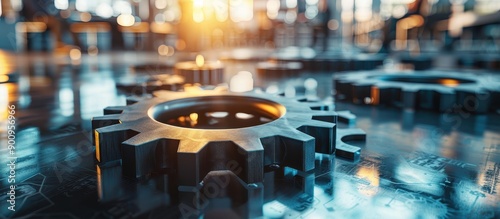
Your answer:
[369,75,475,86]
[151,96,285,129]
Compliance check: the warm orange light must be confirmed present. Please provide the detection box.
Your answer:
[176,40,186,51]
[407,15,424,28]
[254,103,285,118]
[371,86,379,105]
[94,130,101,162]
[117,14,135,27]
[0,85,8,122]
[230,0,253,22]
[193,0,204,7]
[193,8,204,22]
[96,165,103,199]
[193,0,205,23]
[356,165,380,196]
[196,55,205,67]
[69,48,82,60]
[80,12,92,22]
[178,116,186,124]
[0,51,14,76]
[439,79,460,87]
[0,75,8,83]
[189,113,198,127]
[190,113,198,121]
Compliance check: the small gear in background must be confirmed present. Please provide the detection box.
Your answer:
[116,66,226,95]
[92,89,365,217]
[334,70,500,113]
[256,61,303,79]
[114,63,180,94]
[116,74,185,95]
[457,54,500,70]
[270,48,386,72]
[174,59,225,85]
[398,55,434,70]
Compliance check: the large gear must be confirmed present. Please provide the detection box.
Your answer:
[92,89,366,218]
[334,70,500,113]
[92,90,345,187]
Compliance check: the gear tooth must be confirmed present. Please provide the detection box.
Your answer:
[306,101,330,111]
[259,136,280,167]
[178,140,265,187]
[338,128,366,142]
[95,124,138,163]
[415,89,455,112]
[372,85,400,106]
[435,90,455,112]
[297,120,336,154]
[336,111,356,125]
[103,106,127,115]
[121,136,180,179]
[154,138,181,170]
[295,96,307,102]
[233,139,264,183]
[293,96,331,111]
[336,143,361,160]
[91,114,121,145]
[335,128,366,160]
[179,171,263,217]
[455,89,491,113]
[310,111,337,123]
[126,95,151,105]
[177,140,207,153]
[177,140,209,187]
[120,134,159,179]
[277,129,315,171]
[401,88,418,109]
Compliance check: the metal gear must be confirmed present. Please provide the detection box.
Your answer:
[174,62,224,85]
[399,55,433,70]
[256,61,303,78]
[92,90,343,189]
[93,88,366,217]
[271,49,386,72]
[116,74,184,95]
[457,54,500,70]
[334,70,500,113]
[295,98,364,160]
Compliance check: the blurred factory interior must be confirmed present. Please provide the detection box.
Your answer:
[1,0,500,219]
[1,0,499,54]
